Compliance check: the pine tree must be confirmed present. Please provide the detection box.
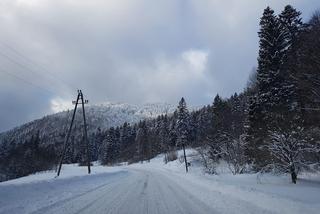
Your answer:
[279,5,303,48]
[247,7,287,168]
[207,95,231,158]
[176,97,190,148]
[100,127,119,165]
[188,112,197,146]
[195,105,213,145]
[256,6,287,108]
[135,121,149,162]
[211,94,231,135]
[247,6,305,170]
[169,115,177,148]
[159,114,170,151]
[229,93,245,137]
[277,5,303,111]
[120,122,129,146]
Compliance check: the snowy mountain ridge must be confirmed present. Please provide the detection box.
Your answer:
[0,102,177,146]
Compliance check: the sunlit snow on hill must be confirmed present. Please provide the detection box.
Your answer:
[0,102,177,146]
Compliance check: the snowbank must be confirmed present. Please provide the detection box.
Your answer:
[0,162,123,186]
[1,150,320,214]
[0,164,126,214]
[128,149,320,214]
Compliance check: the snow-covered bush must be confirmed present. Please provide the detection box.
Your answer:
[205,133,248,175]
[196,146,217,174]
[163,150,178,164]
[265,125,315,183]
[224,135,248,175]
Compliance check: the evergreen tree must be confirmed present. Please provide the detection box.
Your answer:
[176,97,190,148]
[279,5,303,47]
[169,115,178,148]
[120,122,129,146]
[247,6,287,167]
[229,93,246,137]
[288,11,320,126]
[100,127,119,165]
[135,121,149,162]
[159,114,170,151]
[277,5,303,111]
[195,105,213,145]
[211,94,232,135]
[207,95,231,159]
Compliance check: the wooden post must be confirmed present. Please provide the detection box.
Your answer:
[57,92,80,177]
[79,90,91,174]
[56,90,91,176]
[183,143,188,173]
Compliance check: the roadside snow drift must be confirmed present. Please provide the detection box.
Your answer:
[0,150,320,214]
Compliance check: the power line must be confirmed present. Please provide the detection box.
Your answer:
[0,68,56,95]
[0,51,73,92]
[0,42,77,91]
[0,42,77,90]
[0,51,75,97]
[0,51,60,88]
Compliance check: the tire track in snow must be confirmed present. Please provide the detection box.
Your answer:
[30,171,129,214]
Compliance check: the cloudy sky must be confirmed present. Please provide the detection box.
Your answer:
[0,0,319,132]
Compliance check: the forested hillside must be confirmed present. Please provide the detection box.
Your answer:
[1,5,320,184]
[0,102,175,181]
[97,6,320,183]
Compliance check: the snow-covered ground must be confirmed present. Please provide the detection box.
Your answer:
[1,150,320,214]
[134,150,320,214]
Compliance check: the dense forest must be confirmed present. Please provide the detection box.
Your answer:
[1,5,320,183]
[97,5,320,183]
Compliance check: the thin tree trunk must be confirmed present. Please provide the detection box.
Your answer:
[290,164,297,184]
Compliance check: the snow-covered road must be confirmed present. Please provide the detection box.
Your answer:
[30,168,217,214]
[1,156,320,214]
[0,166,277,214]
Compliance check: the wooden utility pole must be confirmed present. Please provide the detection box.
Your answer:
[182,143,188,173]
[57,90,91,176]
[79,90,91,174]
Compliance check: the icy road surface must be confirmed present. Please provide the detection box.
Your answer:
[32,169,217,214]
[0,167,276,214]
[1,154,319,214]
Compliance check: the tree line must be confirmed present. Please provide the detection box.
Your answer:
[1,5,319,183]
[97,5,320,183]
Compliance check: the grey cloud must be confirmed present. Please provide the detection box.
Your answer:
[0,0,319,132]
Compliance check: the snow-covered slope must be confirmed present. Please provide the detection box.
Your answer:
[85,102,176,128]
[0,102,176,146]
[1,150,320,214]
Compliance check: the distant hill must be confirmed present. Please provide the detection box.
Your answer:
[0,102,176,146]
[0,102,179,181]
